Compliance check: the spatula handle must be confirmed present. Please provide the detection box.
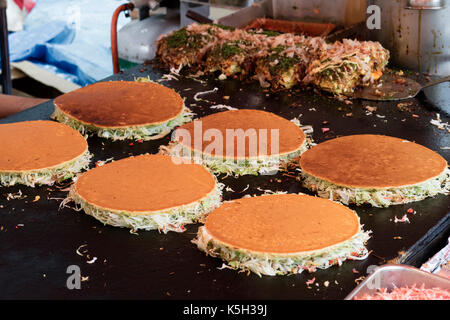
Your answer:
[422,75,450,89]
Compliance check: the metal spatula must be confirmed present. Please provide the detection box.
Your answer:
[350,73,450,101]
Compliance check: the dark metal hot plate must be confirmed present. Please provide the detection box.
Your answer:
[0,64,448,299]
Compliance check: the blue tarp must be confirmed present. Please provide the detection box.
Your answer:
[8,0,130,86]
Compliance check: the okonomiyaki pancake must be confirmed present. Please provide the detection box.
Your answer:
[193,193,370,276]
[0,120,91,187]
[162,109,311,176]
[69,154,222,233]
[299,134,449,207]
[52,81,192,141]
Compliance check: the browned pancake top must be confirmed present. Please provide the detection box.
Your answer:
[54,81,184,128]
[0,121,87,172]
[205,194,360,254]
[300,134,447,189]
[175,110,305,158]
[74,154,216,214]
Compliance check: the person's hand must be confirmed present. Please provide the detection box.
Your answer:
[0,94,49,119]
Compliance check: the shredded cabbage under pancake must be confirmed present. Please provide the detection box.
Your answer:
[51,106,194,141]
[354,285,450,300]
[193,223,371,277]
[300,167,450,208]
[65,181,223,233]
[0,150,92,187]
[160,121,314,176]
[160,140,310,177]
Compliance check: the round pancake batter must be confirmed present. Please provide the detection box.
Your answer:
[194,194,370,276]
[52,81,191,140]
[164,109,311,176]
[0,120,91,187]
[299,135,449,207]
[300,134,447,189]
[176,109,306,158]
[70,154,222,233]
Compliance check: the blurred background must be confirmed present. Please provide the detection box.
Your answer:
[0,0,448,113]
[0,0,368,99]
[2,0,132,99]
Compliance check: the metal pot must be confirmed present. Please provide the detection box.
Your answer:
[368,0,450,76]
[368,0,450,114]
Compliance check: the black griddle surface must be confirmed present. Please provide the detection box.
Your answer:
[0,64,449,300]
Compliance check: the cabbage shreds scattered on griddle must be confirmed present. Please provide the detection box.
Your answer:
[155,23,389,94]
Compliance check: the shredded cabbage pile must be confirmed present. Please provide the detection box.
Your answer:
[300,167,450,207]
[51,106,194,141]
[0,150,92,187]
[193,224,371,277]
[65,181,224,233]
